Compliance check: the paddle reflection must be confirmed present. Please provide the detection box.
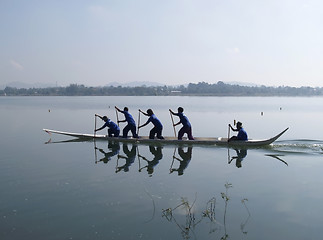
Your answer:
[170,146,193,176]
[138,145,163,176]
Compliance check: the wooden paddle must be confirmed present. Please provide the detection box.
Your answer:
[94,114,97,137]
[115,108,120,127]
[137,109,141,136]
[94,114,98,163]
[227,120,236,141]
[169,110,177,138]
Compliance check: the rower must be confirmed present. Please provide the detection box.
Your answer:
[95,114,120,137]
[138,109,164,139]
[115,106,138,138]
[169,107,194,140]
[228,121,248,142]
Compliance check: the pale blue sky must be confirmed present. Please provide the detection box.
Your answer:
[1,0,323,87]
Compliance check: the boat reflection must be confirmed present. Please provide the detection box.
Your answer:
[170,146,193,176]
[138,145,163,176]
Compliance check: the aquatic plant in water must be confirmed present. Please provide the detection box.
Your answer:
[162,183,250,239]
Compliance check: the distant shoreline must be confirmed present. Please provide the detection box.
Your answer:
[1,81,323,96]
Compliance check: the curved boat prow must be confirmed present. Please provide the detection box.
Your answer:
[268,127,289,143]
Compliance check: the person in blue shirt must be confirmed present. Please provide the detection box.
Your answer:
[228,121,248,142]
[115,106,138,138]
[169,107,194,140]
[138,109,164,139]
[95,114,120,137]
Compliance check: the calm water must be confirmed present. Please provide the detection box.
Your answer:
[1,96,323,240]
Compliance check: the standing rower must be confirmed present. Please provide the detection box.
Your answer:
[138,109,164,139]
[115,106,138,138]
[169,107,194,140]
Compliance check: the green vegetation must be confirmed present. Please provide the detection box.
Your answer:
[2,81,323,96]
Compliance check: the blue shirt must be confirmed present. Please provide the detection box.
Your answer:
[104,119,120,132]
[146,114,163,129]
[121,111,136,126]
[175,112,191,127]
[237,128,248,140]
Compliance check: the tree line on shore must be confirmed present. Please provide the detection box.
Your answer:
[1,81,323,96]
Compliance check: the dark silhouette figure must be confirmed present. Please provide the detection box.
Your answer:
[229,149,247,168]
[95,141,120,164]
[138,145,163,175]
[170,146,193,176]
[116,143,137,172]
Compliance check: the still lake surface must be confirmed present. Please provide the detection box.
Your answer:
[1,96,323,240]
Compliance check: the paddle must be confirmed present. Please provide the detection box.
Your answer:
[227,120,236,141]
[169,110,177,138]
[137,109,141,136]
[94,114,98,163]
[94,114,97,137]
[115,108,120,127]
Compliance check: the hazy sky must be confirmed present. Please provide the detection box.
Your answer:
[1,0,323,87]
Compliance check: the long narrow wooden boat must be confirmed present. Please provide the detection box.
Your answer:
[43,127,289,147]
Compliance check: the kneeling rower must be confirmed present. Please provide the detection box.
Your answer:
[95,115,120,137]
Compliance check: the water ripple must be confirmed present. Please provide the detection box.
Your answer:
[270,140,323,155]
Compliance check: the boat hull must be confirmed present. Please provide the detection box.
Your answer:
[43,128,289,147]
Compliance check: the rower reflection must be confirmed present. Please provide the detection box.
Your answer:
[116,143,137,173]
[95,141,120,164]
[229,149,247,168]
[170,146,193,176]
[138,145,163,176]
